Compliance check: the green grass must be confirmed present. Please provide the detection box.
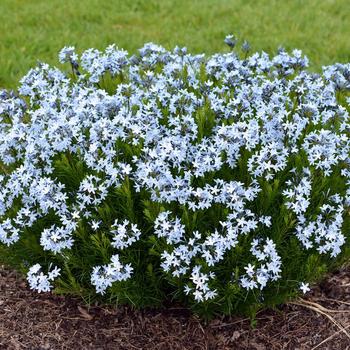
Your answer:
[0,0,350,88]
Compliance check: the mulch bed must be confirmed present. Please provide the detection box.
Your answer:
[1,265,350,349]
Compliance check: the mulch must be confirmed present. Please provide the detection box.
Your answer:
[1,265,350,349]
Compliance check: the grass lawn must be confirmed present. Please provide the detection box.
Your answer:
[0,0,349,88]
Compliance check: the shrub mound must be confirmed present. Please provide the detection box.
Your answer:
[1,38,350,317]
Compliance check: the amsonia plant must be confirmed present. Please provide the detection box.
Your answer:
[1,36,350,318]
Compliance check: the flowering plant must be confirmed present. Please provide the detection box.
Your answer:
[1,37,350,317]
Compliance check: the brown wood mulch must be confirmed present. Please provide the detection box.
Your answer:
[1,265,350,350]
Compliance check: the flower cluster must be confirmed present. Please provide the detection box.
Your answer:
[27,264,61,293]
[185,265,217,302]
[283,169,346,257]
[91,254,133,294]
[240,238,282,290]
[111,219,142,249]
[1,39,350,314]
[296,196,345,257]
[283,168,312,216]
[81,45,128,83]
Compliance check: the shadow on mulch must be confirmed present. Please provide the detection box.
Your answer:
[1,265,350,350]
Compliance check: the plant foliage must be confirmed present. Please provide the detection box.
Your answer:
[1,37,350,318]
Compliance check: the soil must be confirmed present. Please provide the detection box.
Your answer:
[1,265,350,349]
